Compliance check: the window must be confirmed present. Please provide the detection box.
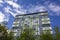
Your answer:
[13,23,19,25]
[14,33,17,36]
[12,27,19,29]
[13,29,18,32]
[33,25,36,30]
[15,19,20,22]
[42,24,50,27]
[22,17,25,20]
[42,15,48,18]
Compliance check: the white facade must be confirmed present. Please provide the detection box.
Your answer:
[12,11,52,36]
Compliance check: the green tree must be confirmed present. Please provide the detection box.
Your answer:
[7,31,13,40]
[53,26,60,40]
[0,24,8,40]
[40,30,53,40]
[19,28,35,40]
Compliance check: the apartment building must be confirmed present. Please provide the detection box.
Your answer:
[12,11,52,37]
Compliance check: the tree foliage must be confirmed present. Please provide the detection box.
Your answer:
[7,31,13,40]
[0,24,8,40]
[1,23,60,40]
[19,28,35,40]
[40,30,53,40]
[0,24,13,40]
[53,26,60,40]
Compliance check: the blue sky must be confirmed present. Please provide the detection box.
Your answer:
[0,0,60,29]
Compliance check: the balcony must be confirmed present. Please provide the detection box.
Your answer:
[42,27,52,30]
[12,30,18,32]
[42,21,50,24]
[40,13,48,15]
[13,21,20,23]
[12,25,19,27]
[42,18,50,21]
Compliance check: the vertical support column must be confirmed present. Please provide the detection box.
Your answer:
[39,15,42,35]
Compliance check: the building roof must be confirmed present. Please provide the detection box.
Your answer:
[16,11,48,16]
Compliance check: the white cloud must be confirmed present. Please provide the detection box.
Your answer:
[4,6,10,13]
[43,1,60,15]
[0,0,4,4]
[27,5,47,13]
[0,12,5,22]
[48,3,60,13]
[34,6,47,12]
[13,8,26,14]
[2,0,60,23]
[4,0,17,2]
[0,0,4,6]
[4,6,16,17]
[26,3,60,16]
[4,0,26,16]
[48,3,60,15]
[3,5,26,17]
[5,1,20,9]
